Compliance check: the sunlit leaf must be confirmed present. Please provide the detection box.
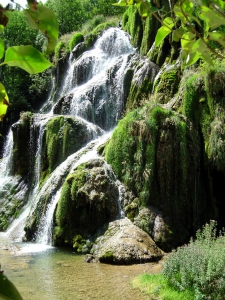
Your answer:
[182,0,194,15]
[181,32,195,50]
[0,24,4,33]
[174,4,186,24]
[199,5,225,30]
[139,2,151,18]
[208,31,225,47]
[24,5,59,54]
[163,17,175,29]
[0,38,4,59]
[0,83,9,121]
[185,51,201,66]
[192,38,213,64]
[1,45,52,74]
[155,26,171,47]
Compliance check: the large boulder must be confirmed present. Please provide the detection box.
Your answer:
[90,218,164,264]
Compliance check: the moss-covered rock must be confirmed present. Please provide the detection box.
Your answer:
[0,176,29,231]
[11,112,36,177]
[125,55,159,111]
[153,63,181,104]
[69,33,84,52]
[105,104,215,249]
[40,116,102,185]
[53,159,120,247]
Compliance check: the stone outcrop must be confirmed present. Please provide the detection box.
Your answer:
[90,218,164,264]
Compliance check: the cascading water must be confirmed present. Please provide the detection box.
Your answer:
[0,129,13,179]
[0,27,158,249]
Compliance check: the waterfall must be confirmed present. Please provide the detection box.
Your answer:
[0,27,158,248]
[52,28,135,130]
[0,129,13,177]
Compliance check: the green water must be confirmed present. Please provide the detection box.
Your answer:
[0,234,162,300]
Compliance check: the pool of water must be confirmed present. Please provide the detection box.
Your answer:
[0,234,162,300]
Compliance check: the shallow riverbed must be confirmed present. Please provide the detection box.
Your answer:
[0,234,162,300]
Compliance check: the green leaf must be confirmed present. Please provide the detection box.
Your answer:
[202,0,210,6]
[174,4,186,24]
[0,271,23,299]
[199,5,225,30]
[1,45,52,74]
[182,0,194,15]
[208,31,225,47]
[163,17,175,29]
[181,32,196,50]
[0,83,9,121]
[155,26,171,47]
[139,2,150,18]
[0,38,4,59]
[24,5,59,54]
[172,28,185,42]
[211,0,225,10]
[192,38,213,64]
[0,24,4,33]
[185,51,201,66]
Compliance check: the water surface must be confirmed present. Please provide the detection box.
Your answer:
[0,234,162,300]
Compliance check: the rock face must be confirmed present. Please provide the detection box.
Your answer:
[53,159,120,246]
[91,218,164,264]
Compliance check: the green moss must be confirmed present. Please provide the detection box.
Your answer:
[154,66,181,104]
[40,116,90,185]
[55,41,66,60]
[56,181,71,227]
[99,251,114,263]
[140,14,159,56]
[126,78,154,111]
[69,32,84,52]
[122,6,143,48]
[105,103,202,248]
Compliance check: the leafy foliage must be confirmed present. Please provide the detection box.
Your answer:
[0,0,58,120]
[162,220,225,299]
[115,0,225,66]
[69,32,84,51]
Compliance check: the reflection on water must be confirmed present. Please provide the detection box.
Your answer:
[0,234,162,300]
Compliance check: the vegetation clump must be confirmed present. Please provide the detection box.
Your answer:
[69,32,84,51]
[132,221,225,300]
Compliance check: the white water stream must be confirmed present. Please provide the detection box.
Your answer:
[1,28,137,248]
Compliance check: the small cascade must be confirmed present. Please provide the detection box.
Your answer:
[35,132,112,245]
[53,28,135,130]
[0,129,13,177]
[116,181,126,219]
[32,114,52,193]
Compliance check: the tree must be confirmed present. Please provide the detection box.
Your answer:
[45,0,86,35]
[114,0,225,67]
[0,0,59,120]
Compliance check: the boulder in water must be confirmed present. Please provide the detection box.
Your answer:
[90,218,164,264]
